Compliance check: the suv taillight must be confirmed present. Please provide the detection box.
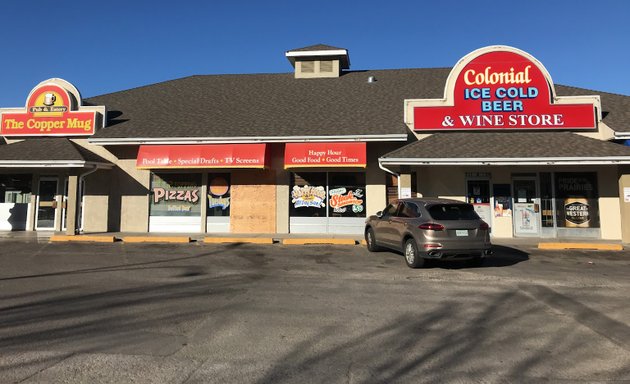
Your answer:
[419,223,445,231]
[479,222,489,230]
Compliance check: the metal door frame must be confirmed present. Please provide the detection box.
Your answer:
[35,176,59,231]
[511,175,541,237]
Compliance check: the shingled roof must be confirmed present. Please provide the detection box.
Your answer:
[380,132,630,164]
[286,44,347,52]
[86,67,630,143]
[87,68,449,142]
[0,138,111,167]
[554,85,630,133]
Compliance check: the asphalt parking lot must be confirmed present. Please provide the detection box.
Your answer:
[0,240,629,383]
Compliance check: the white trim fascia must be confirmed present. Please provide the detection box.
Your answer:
[0,160,113,169]
[88,134,409,146]
[614,132,630,140]
[379,157,630,166]
[285,49,347,57]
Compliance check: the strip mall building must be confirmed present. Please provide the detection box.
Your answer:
[2,44,630,241]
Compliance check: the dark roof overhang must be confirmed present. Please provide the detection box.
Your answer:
[379,132,630,166]
[0,138,113,168]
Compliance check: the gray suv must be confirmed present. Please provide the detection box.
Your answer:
[365,198,492,268]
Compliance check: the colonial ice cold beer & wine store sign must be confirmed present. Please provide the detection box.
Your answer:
[410,47,598,131]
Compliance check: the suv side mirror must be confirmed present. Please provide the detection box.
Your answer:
[376,211,383,218]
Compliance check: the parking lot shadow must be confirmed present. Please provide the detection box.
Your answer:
[428,245,529,269]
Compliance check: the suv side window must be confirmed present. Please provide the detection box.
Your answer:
[401,202,420,218]
[383,203,399,217]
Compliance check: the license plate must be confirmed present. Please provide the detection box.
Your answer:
[455,230,468,237]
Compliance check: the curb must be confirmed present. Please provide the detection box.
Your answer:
[50,235,116,243]
[538,242,623,251]
[122,236,191,243]
[203,237,274,244]
[282,238,358,245]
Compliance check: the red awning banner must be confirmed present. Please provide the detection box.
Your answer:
[284,142,366,168]
[136,144,267,169]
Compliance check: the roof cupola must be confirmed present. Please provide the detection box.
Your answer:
[285,44,350,79]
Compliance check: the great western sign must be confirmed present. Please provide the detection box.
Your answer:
[0,79,105,137]
[407,46,600,131]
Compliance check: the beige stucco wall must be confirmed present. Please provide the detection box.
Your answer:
[413,165,514,238]
[598,166,622,240]
[116,158,150,232]
[411,165,623,240]
[79,140,390,235]
[366,143,390,215]
[81,171,110,232]
[618,169,630,243]
[67,138,626,240]
[70,140,150,233]
[272,144,290,234]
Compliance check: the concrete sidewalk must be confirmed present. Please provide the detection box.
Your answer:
[1,231,366,245]
[0,230,625,250]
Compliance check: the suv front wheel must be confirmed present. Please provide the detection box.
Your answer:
[404,238,425,268]
[365,228,381,252]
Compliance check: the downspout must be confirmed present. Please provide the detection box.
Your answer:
[378,160,401,198]
[75,165,99,233]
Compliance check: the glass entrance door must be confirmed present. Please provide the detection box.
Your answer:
[466,179,491,225]
[36,178,58,230]
[512,178,540,236]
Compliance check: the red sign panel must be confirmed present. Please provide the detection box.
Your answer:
[1,84,97,136]
[136,144,267,169]
[413,49,597,131]
[284,142,366,168]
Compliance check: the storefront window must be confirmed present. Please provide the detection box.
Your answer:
[207,174,230,217]
[290,172,327,217]
[467,179,491,224]
[328,172,366,218]
[555,173,599,228]
[493,184,512,218]
[540,172,554,227]
[467,180,490,204]
[149,173,201,217]
[0,175,31,203]
[386,174,398,205]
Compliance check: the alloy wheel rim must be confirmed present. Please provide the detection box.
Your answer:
[405,243,415,264]
[367,231,373,246]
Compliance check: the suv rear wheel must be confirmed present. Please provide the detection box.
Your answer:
[404,238,425,268]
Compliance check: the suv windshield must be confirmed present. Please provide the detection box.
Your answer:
[427,204,480,220]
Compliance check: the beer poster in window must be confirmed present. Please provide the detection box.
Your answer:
[328,187,365,218]
[514,203,538,234]
[493,184,512,217]
[290,172,327,218]
[555,173,599,228]
[150,173,201,217]
[292,185,326,208]
[208,174,230,217]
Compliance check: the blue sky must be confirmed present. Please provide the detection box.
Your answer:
[1,1,628,106]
